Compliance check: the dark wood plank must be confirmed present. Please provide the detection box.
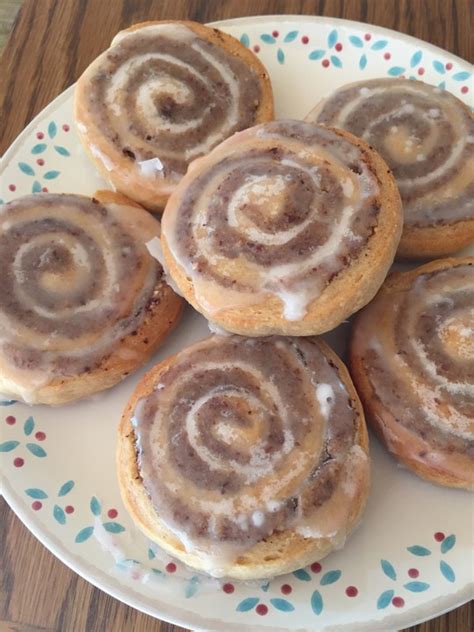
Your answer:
[0,1,472,631]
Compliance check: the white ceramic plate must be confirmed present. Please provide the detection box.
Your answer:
[0,15,472,632]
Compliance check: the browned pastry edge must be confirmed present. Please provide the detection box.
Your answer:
[116,337,370,579]
[161,125,403,336]
[397,219,474,260]
[74,20,274,213]
[0,190,184,406]
[349,257,474,490]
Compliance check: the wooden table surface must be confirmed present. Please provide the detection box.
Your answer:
[0,1,472,631]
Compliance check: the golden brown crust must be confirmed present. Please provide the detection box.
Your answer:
[0,190,184,406]
[397,220,474,260]
[162,126,402,336]
[74,20,274,213]
[117,338,370,579]
[349,257,474,490]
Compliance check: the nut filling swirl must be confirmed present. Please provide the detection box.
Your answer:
[0,194,162,390]
[78,23,264,180]
[132,336,368,561]
[307,78,474,228]
[163,120,382,321]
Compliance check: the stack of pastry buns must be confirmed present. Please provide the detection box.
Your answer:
[2,20,472,580]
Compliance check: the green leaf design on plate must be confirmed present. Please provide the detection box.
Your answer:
[441,534,456,553]
[260,34,276,44]
[270,598,295,612]
[25,488,48,499]
[388,66,405,76]
[236,597,259,612]
[148,547,156,560]
[32,180,42,193]
[320,569,341,585]
[452,71,471,81]
[185,576,200,598]
[54,145,70,157]
[407,545,431,556]
[371,40,387,50]
[381,559,397,580]
[277,48,285,64]
[23,416,34,436]
[410,50,422,67]
[239,33,249,47]
[75,526,94,543]
[311,590,323,615]
[44,170,60,180]
[32,143,47,154]
[293,568,311,581]
[309,49,325,60]
[327,29,337,48]
[432,60,445,74]
[349,35,363,47]
[404,581,429,592]
[284,30,299,43]
[440,560,455,582]
[48,121,57,138]
[53,504,66,525]
[58,480,75,496]
[377,589,394,609]
[26,443,47,457]
[359,53,367,69]
[330,55,342,68]
[18,162,35,176]
[103,521,125,533]
[90,496,101,516]
[0,440,20,452]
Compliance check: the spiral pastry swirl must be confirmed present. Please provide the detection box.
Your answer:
[306,79,474,257]
[75,21,273,210]
[0,192,182,405]
[119,335,369,578]
[350,258,474,490]
[161,119,402,335]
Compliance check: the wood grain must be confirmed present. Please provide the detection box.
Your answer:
[0,1,472,631]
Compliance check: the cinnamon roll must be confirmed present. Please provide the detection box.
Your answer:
[349,258,473,490]
[0,191,183,405]
[117,335,370,579]
[306,78,474,259]
[161,119,402,336]
[74,21,274,211]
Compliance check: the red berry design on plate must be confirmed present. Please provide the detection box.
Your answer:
[445,62,453,70]
[335,42,343,51]
[302,36,309,44]
[322,59,330,68]
[166,562,176,573]
[392,596,405,608]
[13,457,24,468]
[461,86,469,94]
[6,415,16,425]
[311,562,322,573]
[62,124,70,132]
[107,508,118,519]
[272,30,279,38]
[42,187,48,193]
[35,431,46,441]
[434,531,445,542]
[253,45,260,53]
[418,67,425,75]
[65,505,75,514]
[32,501,42,511]
[384,52,391,60]
[36,158,45,166]
[222,582,234,594]
[256,604,268,615]
[345,586,358,597]
[408,568,419,578]
[281,583,292,594]
[36,132,44,140]
[8,184,16,192]
[364,33,372,41]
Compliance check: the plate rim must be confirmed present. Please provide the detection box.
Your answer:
[1,13,472,632]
